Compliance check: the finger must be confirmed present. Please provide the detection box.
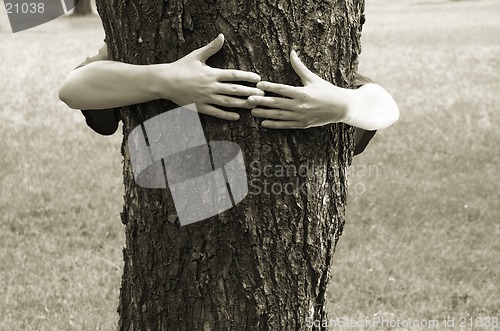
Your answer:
[247,95,295,110]
[216,68,261,83]
[215,83,265,97]
[197,104,240,121]
[256,81,300,98]
[198,34,225,62]
[290,50,316,85]
[261,120,305,129]
[251,108,300,121]
[210,95,255,109]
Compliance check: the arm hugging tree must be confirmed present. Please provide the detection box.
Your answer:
[96,1,365,330]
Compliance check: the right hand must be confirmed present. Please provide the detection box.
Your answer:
[157,34,264,121]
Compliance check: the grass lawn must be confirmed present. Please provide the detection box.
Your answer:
[329,0,500,328]
[1,0,499,330]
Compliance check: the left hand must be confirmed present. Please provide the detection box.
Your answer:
[248,50,354,129]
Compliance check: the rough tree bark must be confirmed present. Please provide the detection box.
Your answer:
[96,1,365,330]
[72,0,93,16]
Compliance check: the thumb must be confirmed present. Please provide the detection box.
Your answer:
[290,50,316,85]
[198,34,224,62]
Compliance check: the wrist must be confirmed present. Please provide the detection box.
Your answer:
[328,85,357,125]
[148,63,177,101]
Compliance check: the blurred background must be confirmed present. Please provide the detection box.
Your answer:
[1,0,499,329]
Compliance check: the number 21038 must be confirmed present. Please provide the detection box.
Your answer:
[5,2,45,14]
[459,317,499,328]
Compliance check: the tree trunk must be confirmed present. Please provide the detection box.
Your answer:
[72,0,93,16]
[96,1,365,330]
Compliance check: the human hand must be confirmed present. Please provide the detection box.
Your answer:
[158,34,264,121]
[248,50,354,129]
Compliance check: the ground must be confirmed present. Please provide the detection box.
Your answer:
[0,0,499,330]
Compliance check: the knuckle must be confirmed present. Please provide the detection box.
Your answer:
[298,116,309,127]
[303,119,313,128]
[301,92,311,100]
[201,72,213,82]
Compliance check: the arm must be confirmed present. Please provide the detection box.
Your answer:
[59,60,163,110]
[248,50,399,130]
[59,34,264,121]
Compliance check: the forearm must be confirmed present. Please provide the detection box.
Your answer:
[59,61,165,110]
[344,83,399,131]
